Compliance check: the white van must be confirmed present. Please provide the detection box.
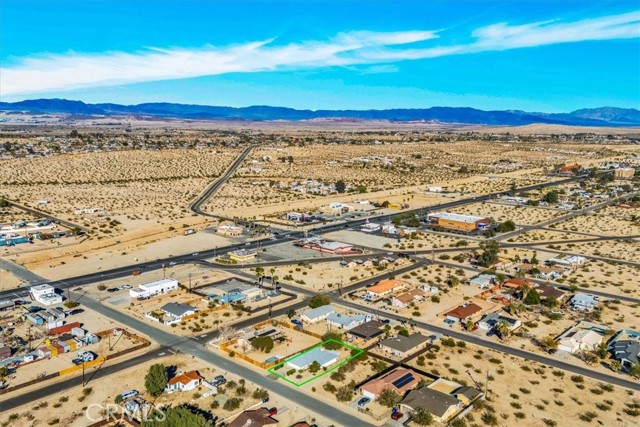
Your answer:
[119,390,139,400]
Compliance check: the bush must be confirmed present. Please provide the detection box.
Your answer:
[481,411,499,426]
[223,397,243,411]
[309,295,331,308]
[251,336,274,353]
[335,386,353,402]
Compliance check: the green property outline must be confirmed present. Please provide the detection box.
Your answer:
[267,338,364,387]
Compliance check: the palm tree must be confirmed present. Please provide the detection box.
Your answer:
[507,301,524,316]
[610,360,622,373]
[495,320,511,340]
[539,335,558,352]
[464,319,475,331]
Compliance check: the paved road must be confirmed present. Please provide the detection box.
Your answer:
[190,145,256,220]
[6,201,91,233]
[334,297,640,391]
[72,292,371,427]
[0,346,173,412]
[0,258,47,284]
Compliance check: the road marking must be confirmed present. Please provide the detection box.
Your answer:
[200,334,207,338]
[158,352,166,356]
[168,350,176,354]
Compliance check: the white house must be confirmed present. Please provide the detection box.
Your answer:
[166,370,204,393]
[326,312,370,329]
[29,284,63,306]
[300,305,335,323]
[360,222,381,233]
[557,329,603,354]
[130,278,179,299]
[570,294,599,311]
[160,302,197,324]
[286,347,339,370]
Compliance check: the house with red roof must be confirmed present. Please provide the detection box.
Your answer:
[166,370,204,393]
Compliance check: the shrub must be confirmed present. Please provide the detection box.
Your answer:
[223,397,243,411]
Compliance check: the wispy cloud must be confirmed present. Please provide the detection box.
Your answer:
[2,11,638,96]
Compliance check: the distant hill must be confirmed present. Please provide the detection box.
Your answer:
[1,99,638,127]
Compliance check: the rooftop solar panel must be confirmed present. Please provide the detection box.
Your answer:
[392,373,415,389]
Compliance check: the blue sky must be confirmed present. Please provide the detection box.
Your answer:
[1,0,639,112]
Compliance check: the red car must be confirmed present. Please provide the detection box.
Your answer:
[391,412,403,421]
[268,407,278,417]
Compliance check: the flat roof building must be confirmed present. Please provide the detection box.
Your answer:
[286,347,339,370]
[29,284,63,306]
[130,278,179,299]
[427,212,490,232]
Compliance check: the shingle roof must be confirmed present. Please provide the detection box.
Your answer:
[347,320,385,339]
[161,302,195,318]
[401,387,460,418]
[613,340,640,364]
[229,408,278,427]
[301,305,335,320]
[380,333,429,353]
[368,279,405,294]
[444,303,483,320]
[167,370,203,386]
[360,367,421,396]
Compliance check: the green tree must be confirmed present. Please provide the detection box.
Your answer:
[377,389,402,408]
[322,332,345,349]
[335,180,347,193]
[251,336,274,353]
[542,189,559,204]
[309,294,331,308]
[412,407,434,426]
[144,364,168,397]
[498,220,516,232]
[477,240,500,267]
[308,361,321,374]
[610,360,622,373]
[630,363,640,379]
[495,320,511,339]
[0,199,9,208]
[223,397,243,411]
[523,289,541,305]
[287,308,296,319]
[539,336,558,352]
[0,366,9,378]
[142,406,213,427]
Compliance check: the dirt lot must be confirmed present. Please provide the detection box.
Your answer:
[450,202,563,225]
[0,353,322,427]
[405,338,638,427]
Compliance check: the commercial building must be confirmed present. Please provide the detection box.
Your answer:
[296,237,355,254]
[29,284,63,306]
[321,202,352,214]
[216,224,244,237]
[129,278,179,299]
[426,212,490,232]
[614,168,635,179]
[229,249,257,263]
[360,222,381,233]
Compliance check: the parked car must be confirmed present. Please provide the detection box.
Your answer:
[357,397,371,408]
[118,390,139,401]
[107,287,119,293]
[120,284,132,290]
[391,411,404,420]
[212,375,226,386]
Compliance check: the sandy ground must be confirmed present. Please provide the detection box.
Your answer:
[0,353,324,427]
[450,202,562,225]
[405,338,638,427]
[0,269,22,289]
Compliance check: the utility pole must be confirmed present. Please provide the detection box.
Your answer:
[82,360,86,387]
[485,370,490,397]
[189,273,192,292]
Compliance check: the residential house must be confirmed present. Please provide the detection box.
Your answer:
[360,367,421,400]
[391,288,425,309]
[608,329,640,369]
[160,303,197,324]
[379,333,430,358]
[444,303,483,323]
[557,329,604,354]
[454,386,484,405]
[346,320,386,342]
[535,285,567,301]
[300,305,335,323]
[229,408,278,427]
[468,274,496,289]
[570,294,599,311]
[286,348,339,370]
[166,370,204,393]
[502,278,532,290]
[477,313,521,332]
[400,387,462,423]
[326,312,371,329]
[364,279,406,301]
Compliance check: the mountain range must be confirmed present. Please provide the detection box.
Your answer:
[1,99,639,127]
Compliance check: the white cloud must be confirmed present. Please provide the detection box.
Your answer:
[1,11,638,96]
